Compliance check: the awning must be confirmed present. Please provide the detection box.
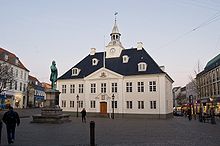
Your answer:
[0,94,6,99]
[34,95,45,101]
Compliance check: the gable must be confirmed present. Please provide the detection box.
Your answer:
[84,67,123,80]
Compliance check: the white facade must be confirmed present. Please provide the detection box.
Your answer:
[0,48,29,108]
[57,19,173,118]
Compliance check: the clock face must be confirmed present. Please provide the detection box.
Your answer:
[110,48,115,53]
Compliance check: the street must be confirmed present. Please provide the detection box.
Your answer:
[0,109,220,146]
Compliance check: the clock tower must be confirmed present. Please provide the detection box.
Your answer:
[106,15,124,58]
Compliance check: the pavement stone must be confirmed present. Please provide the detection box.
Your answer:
[0,108,220,146]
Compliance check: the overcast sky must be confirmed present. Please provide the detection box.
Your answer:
[0,0,220,87]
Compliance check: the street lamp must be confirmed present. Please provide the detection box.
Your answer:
[112,94,115,119]
[76,94,79,118]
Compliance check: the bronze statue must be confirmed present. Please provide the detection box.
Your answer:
[50,61,58,90]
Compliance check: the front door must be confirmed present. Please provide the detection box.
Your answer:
[100,102,107,114]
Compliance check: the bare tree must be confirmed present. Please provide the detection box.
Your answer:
[0,62,15,94]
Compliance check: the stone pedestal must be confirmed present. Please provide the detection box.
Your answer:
[32,89,70,124]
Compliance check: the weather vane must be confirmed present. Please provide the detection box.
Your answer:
[114,12,118,22]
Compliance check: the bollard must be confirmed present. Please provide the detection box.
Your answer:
[90,121,95,146]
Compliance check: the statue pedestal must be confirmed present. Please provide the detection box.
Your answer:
[32,89,71,124]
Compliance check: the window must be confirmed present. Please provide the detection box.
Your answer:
[138,62,147,71]
[92,58,99,66]
[90,100,96,108]
[101,83,106,93]
[24,73,27,81]
[5,54,8,61]
[138,82,144,92]
[150,101,157,109]
[112,101,117,108]
[126,101,132,109]
[122,55,129,63]
[79,101,83,108]
[70,101,74,108]
[20,82,22,91]
[112,83,117,93]
[91,83,96,93]
[72,68,80,76]
[79,84,84,93]
[15,69,18,78]
[149,81,156,92]
[61,100,66,107]
[15,81,17,90]
[23,84,26,92]
[62,85,66,93]
[138,101,144,109]
[70,84,75,93]
[126,82,132,92]
[20,70,23,79]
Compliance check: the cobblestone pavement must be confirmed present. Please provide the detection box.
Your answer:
[0,108,220,146]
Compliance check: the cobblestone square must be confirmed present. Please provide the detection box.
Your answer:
[1,109,220,146]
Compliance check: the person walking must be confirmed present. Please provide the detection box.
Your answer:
[2,106,20,144]
[0,112,3,145]
[81,108,86,123]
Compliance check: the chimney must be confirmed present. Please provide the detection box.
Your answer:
[90,48,96,55]
[137,42,143,50]
[160,66,165,71]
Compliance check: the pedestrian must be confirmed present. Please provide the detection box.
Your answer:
[187,108,192,121]
[81,108,86,123]
[210,107,216,124]
[2,106,20,144]
[0,112,3,144]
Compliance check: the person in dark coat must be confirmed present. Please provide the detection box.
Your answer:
[2,106,20,144]
[81,108,86,123]
[0,112,3,145]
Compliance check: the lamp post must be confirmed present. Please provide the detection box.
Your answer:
[76,94,79,118]
[112,94,115,119]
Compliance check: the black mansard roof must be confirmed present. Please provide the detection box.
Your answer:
[58,48,165,80]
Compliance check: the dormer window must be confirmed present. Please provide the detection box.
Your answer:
[92,58,99,66]
[72,68,80,76]
[122,55,129,63]
[15,58,19,65]
[5,54,8,61]
[138,62,147,71]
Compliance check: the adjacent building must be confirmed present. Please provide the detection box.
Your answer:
[28,75,46,107]
[0,47,29,108]
[196,54,220,114]
[57,20,174,118]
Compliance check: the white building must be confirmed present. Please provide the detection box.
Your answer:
[0,47,29,108]
[57,20,174,118]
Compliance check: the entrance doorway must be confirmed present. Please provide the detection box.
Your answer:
[100,102,107,114]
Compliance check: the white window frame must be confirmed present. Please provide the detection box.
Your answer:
[79,101,83,108]
[70,101,74,108]
[126,101,132,109]
[150,101,157,109]
[138,82,144,92]
[92,58,99,66]
[149,81,156,92]
[138,101,144,109]
[101,83,106,93]
[122,55,129,63]
[70,84,75,94]
[126,82,132,92]
[138,62,147,71]
[62,85,67,93]
[61,100,66,107]
[111,83,117,93]
[72,68,80,76]
[79,84,84,93]
[91,83,96,93]
[90,100,96,108]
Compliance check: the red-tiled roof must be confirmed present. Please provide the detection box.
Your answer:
[0,47,29,71]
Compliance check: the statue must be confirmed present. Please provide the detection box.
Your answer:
[50,61,58,90]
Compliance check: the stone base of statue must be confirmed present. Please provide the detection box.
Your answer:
[32,89,71,124]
